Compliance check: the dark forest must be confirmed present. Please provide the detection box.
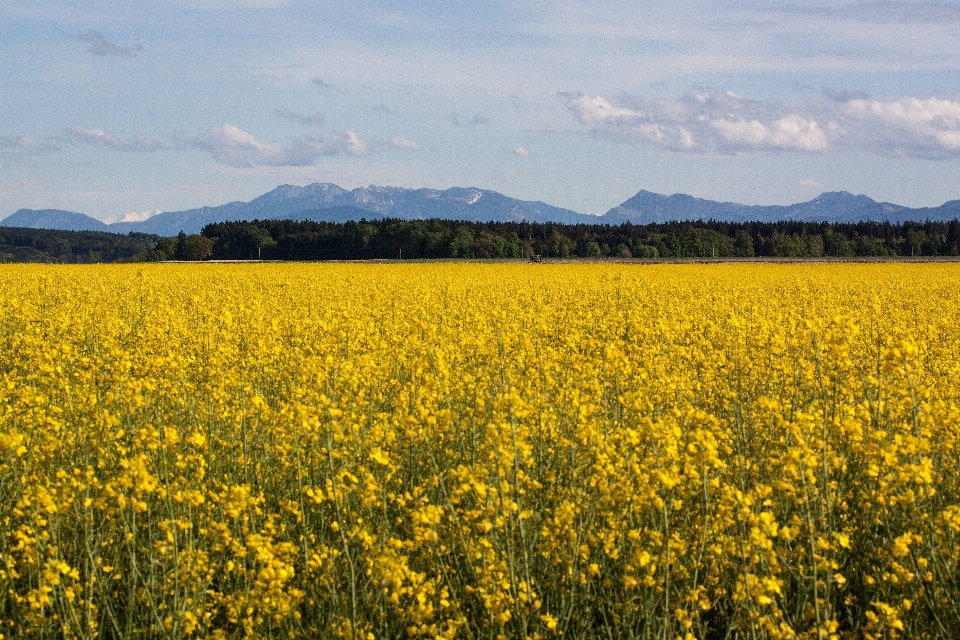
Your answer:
[186,217,960,261]
[6,217,960,263]
[0,227,159,263]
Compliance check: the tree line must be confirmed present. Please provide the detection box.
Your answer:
[164,217,960,261]
[0,227,159,263]
[5,217,960,263]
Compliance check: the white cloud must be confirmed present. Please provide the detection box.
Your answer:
[564,89,960,159]
[63,122,411,169]
[105,209,160,224]
[710,118,767,147]
[513,146,531,157]
[340,131,371,156]
[390,137,419,151]
[184,124,376,168]
[565,93,695,150]
[712,114,828,152]
[199,124,309,167]
[566,94,642,125]
[67,125,161,152]
[839,96,960,157]
[801,179,823,188]
[71,126,123,149]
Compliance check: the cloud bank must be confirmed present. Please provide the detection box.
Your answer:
[26,122,418,168]
[67,125,162,152]
[181,124,417,168]
[564,90,960,160]
[838,97,960,159]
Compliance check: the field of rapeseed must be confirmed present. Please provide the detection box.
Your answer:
[1,263,960,640]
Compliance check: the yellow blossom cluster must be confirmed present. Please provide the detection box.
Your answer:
[1,262,960,639]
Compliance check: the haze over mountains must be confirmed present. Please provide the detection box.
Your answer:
[4,183,960,236]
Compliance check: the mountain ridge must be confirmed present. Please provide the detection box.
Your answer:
[2,209,112,232]
[603,190,921,224]
[94,183,594,235]
[4,184,960,236]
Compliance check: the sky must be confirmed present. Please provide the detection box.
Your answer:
[5,1,960,222]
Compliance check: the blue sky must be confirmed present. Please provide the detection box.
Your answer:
[5,1,960,221]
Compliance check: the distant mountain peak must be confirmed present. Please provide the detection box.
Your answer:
[811,191,868,203]
[605,189,933,224]
[5,184,959,236]
[12,182,591,235]
[0,209,109,232]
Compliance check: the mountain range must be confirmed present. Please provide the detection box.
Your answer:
[605,190,960,225]
[4,184,960,236]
